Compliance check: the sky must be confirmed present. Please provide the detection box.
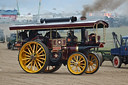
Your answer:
[0,0,127,16]
[0,0,94,15]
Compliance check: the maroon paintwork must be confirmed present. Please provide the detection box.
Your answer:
[9,20,108,31]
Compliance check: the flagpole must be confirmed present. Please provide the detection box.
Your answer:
[16,0,20,15]
[38,0,41,21]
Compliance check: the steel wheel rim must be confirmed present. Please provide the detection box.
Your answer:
[85,53,99,74]
[68,53,87,75]
[19,41,46,73]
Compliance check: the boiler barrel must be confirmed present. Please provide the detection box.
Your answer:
[62,46,97,52]
[40,16,77,23]
[78,46,95,51]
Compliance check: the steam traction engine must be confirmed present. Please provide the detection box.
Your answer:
[9,17,108,75]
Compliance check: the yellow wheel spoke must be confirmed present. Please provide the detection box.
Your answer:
[27,47,32,55]
[25,54,31,58]
[80,59,85,63]
[71,59,75,63]
[22,58,31,61]
[33,44,35,54]
[36,59,44,64]
[28,44,33,52]
[30,60,33,70]
[38,50,44,55]
[26,60,32,68]
[87,56,90,60]
[36,48,42,54]
[70,62,75,65]
[74,56,77,62]
[37,61,41,68]
[38,54,45,57]
[93,60,98,64]
[80,63,85,66]
[70,65,75,69]
[77,56,79,62]
[36,44,38,52]
[88,63,90,66]
[24,59,31,65]
[35,60,39,70]
[91,56,94,61]
[88,66,91,72]
[39,58,46,61]
[33,60,36,71]
[78,57,82,62]
[76,66,78,72]
[91,65,94,70]
[91,62,94,65]
[92,58,96,62]
[79,66,84,70]
[23,50,30,55]
[92,64,96,67]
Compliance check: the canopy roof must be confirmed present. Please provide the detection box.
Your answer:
[10,20,109,31]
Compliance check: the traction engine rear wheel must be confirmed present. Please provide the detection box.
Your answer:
[43,63,62,73]
[67,52,88,75]
[85,53,100,74]
[18,41,49,73]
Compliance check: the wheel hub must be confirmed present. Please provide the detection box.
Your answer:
[114,58,118,65]
[74,62,78,66]
[74,62,80,66]
[89,61,93,65]
[30,54,36,60]
[50,52,61,63]
[54,53,58,58]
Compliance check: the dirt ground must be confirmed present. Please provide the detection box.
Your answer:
[0,43,128,85]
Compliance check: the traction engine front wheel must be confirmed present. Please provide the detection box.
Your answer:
[18,41,49,73]
[67,52,88,75]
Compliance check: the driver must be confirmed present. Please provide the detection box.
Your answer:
[89,33,96,42]
[67,30,77,45]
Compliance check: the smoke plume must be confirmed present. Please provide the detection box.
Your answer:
[82,0,126,17]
